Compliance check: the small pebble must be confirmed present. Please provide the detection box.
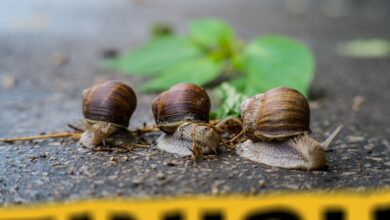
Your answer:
[352,96,365,112]
[157,171,165,180]
[110,156,117,162]
[164,160,177,166]
[2,74,17,90]
[101,48,118,59]
[346,135,365,143]
[258,180,266,188]
[51,51,68,65]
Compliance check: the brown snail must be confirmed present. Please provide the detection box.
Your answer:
[236,87,342,170]
[152,83,221,159]
[79,80,137,149]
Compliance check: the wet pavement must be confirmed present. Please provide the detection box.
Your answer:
[0,0,390,204]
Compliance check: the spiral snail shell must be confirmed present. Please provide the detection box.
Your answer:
[79,80,137,149]
[237,87,342,170]
[240,87,311,141]
[152,83,211,133]
[152,83,220,158]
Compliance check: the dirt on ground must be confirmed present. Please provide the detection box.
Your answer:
[0,0,390,204]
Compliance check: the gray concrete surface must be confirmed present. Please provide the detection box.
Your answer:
[0,0,390,204]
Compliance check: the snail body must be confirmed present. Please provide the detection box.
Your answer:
[156,123,220,156]
[80,80,137,149]
[152,83,220,158]
[237,87,341,170]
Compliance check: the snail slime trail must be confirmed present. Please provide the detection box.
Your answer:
[237,87,343,170]
[152,83,221,160]
[80,80,138,149]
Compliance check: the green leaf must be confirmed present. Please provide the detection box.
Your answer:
[141,57,224,91]
[228,77,246,91]
[337,39,390,58]
[102,36,202,76]
[190,18,233,48]
[211,82,248,119]
[239,35,314,97]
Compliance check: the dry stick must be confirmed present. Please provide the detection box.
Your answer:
[213,117,245,149]
[0,122,160,144]
[229,129,245,143]
[0,118,244,145]
[134,143,150,148]
[0,132,81,143]
[213,117,243,129]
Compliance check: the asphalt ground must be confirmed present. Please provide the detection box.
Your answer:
[0,0,389,204]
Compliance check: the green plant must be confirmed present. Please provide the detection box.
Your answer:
[102,18,315,119]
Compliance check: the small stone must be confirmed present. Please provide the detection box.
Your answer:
[131,178,142,186]
[101,48,118,59]
[382,140,390,148]
[258,180,266,188]
[94,180,105,185]
[110,156,117,162]
[166,160,177,166]
[347,135,365,143]
[341,172,357,176]
[51,51,68,65]
[108,175,119,181]
[157,171,166,180]
[2,74,17,90]
[282,184,299,189]
[309,101,320,109]
[352,96,365,112]
[211,185,219,195]
[364,144,375,150]
[369,157,383,162]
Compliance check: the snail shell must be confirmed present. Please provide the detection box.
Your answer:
[80,81,137,148]
[152,83,211,133]
[82,80,137,128]
[237,87,342,170]
[152,83,220,158]
[240,87,310,141]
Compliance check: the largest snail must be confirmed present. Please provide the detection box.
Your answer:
[79,80,138,149]
[236,87,342,170]
[152,83,221,159]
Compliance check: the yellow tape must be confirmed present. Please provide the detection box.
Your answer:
[1,190,390,220]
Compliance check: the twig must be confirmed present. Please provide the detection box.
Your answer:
[134,143,150,148]
[229,129,245,143]
[0,132,81,143]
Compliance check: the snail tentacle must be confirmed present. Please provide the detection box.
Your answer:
[320,125,343,150]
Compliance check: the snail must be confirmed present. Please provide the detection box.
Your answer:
[79,80,138,149]
[152,83,221,159]
[236,87,342,170]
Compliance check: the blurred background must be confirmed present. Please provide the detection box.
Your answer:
[0,0,390,204]
[1,0,389,136]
